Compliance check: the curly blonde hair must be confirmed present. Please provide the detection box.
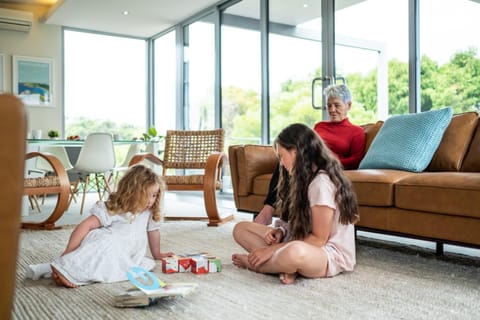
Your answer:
[105,165,165,221]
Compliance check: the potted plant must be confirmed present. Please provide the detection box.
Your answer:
[142,126,162,141]
[142,126,164,155]
[47,130,60,139]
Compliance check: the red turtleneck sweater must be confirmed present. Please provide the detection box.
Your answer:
[313,118,366,169]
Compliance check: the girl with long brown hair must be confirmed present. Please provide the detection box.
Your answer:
[232,123,359,284]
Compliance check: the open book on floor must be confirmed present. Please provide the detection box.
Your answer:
[114,266,199,308]
[114,282,199,308]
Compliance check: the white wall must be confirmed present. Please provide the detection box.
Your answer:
[1,12,62,138]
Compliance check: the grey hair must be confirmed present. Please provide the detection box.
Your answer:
[323,84,352,104]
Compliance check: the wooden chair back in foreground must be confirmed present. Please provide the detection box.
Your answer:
[22,152,71,230]
[0,94,26,320]
[129,129,233,226]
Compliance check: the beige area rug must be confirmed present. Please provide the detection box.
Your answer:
[14,220,480,320]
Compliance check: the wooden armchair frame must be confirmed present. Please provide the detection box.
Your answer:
[0,94,25,319]
[23,152,71,230]
[128,129,233,226]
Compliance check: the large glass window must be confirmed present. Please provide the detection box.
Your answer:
[420,0,480,113]
[221,0,261,145]
[268,34,323,141]
[184,16,215,130]
[64,30,147,140]
[153,30,177,135]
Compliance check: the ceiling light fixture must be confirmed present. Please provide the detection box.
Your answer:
[122,10,129,16]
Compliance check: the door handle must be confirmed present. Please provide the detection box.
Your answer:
[311,76,333,110]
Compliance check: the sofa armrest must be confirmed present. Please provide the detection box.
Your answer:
[228,145,278,198]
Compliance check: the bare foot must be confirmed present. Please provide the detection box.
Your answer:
[51,266,78,288]
[232,253,252,270]
[279,272,297,285]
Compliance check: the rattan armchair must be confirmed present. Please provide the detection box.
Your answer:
[128,129,233,226]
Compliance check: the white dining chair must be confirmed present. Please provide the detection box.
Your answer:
[68,132,116,214]
[36,145,74,172]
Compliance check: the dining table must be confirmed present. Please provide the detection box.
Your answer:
[26,138,149,164]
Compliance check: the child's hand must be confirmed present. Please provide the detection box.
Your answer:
[264,228,283,245]
[153,252,175,260]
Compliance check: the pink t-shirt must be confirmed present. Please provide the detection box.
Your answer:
[308,172,356,276]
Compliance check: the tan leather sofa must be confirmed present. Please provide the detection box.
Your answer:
[228,112,480,254]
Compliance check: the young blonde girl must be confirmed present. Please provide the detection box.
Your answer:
[232,123,359,284]
[28,164,174,288]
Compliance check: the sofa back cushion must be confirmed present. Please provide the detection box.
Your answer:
[237,145,278,196]
[426,111,478,171]
[361,121,384,154]
[461,119,480,172]
[359,107,453,172]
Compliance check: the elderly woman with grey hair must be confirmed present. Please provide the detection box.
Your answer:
[255,84,365,225]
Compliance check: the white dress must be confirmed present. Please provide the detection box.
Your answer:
[29,202,161,286]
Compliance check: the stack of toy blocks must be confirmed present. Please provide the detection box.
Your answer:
[161,253,221,274]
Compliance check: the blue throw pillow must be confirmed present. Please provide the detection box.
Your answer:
[359,107,453,172]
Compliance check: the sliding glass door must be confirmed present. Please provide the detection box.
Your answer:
[269,0,409,140]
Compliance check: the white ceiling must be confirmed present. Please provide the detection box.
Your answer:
[0,0,363,38]
[0,0,221,38]
[46,0,221,38]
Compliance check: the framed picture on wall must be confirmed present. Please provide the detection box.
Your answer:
[0,53,5,93]
[12,55,54,107]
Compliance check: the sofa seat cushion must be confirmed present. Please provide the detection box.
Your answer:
[252,173,272,197]
[395,172,480,219]
[344,169,417,206]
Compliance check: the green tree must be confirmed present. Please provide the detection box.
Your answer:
[222,86,261,145]
[66,117,143,140]
[436,48,480,112]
